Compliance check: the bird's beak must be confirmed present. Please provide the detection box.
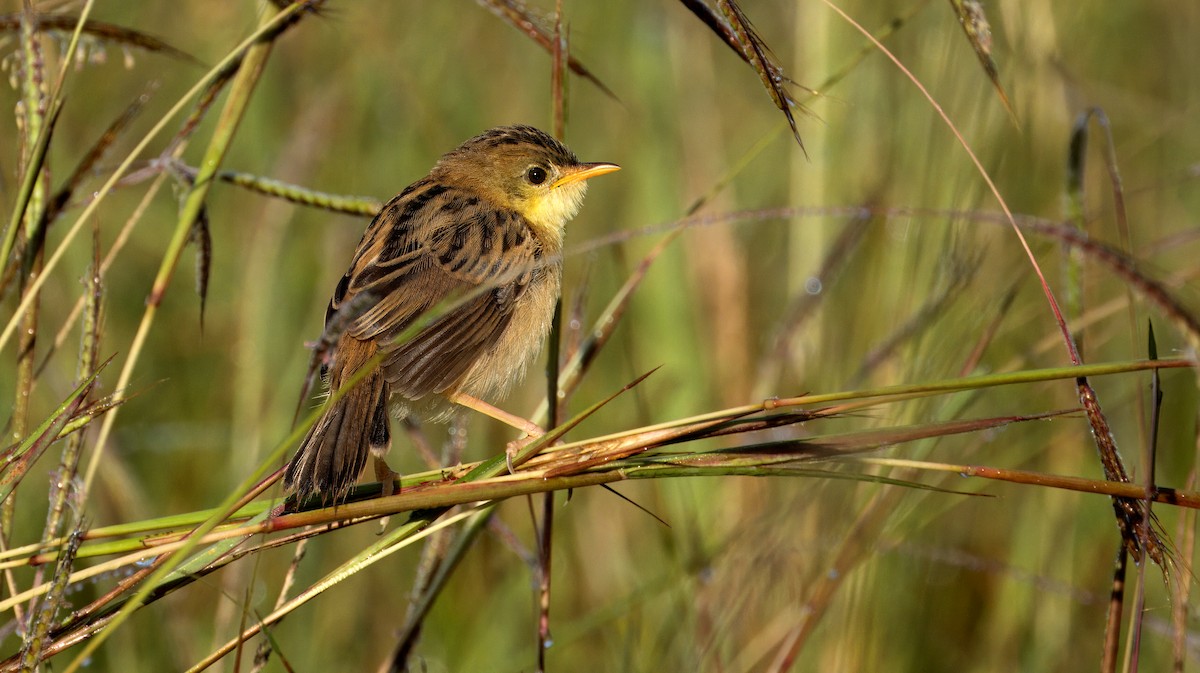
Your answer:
[551,162,621,189]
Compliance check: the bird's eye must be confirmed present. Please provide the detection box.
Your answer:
[525,166,548,185]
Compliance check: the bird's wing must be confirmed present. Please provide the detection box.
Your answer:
[327,179,545,398]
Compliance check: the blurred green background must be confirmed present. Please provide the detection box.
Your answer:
[2,1,1199,670]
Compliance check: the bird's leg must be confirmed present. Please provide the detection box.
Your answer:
[372,456,401,534]
[447,392,545,474]
[448,392,544,436]
[373,456,400,498]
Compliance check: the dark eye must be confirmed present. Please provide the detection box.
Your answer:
[525,166,548,185]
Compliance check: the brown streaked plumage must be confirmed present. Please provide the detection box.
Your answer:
[284,125,619,503]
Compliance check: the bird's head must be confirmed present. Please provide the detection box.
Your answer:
[432,125,619,247]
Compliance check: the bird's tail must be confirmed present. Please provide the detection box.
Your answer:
[284,337,391,504]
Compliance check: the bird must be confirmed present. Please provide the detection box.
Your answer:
[283,125,619,503]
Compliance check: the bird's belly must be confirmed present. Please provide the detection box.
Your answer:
[459,266,561,401]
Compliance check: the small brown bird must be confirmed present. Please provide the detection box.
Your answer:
[284,125,619,502]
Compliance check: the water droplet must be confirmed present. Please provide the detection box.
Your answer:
[804,277,822,295]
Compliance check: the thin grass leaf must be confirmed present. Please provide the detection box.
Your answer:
[166,68,238,154]
[624,464,987,497]
[58,18,321,591]
[0,357,110,504]
[187,508,478,673]
[653,410,1074,468]
[474,0,617,100]
[57,417,301,672]
[166,31,272,333]
[1066,111,1088,219]
[946,0,1015,122]
[386,506,495,672]
[1087,108,1133,258]
[42,85,156,226]
[819,0,1086,373]
[680,0,808,153]
[163,1,325,154]
[0,96,61,290]
[546,357,1192,455]
[0,3,315,354]
[252,537,308,673]
[860,458,1200,509]
[1125,325,1167,671]
[542,20,570,660]
[52,390,134,440]
[0,12,199,64]
[166,509,274,583]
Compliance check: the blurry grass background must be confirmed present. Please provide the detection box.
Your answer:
[1,0,1199,671]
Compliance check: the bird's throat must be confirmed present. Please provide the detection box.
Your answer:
[523,182,588,249]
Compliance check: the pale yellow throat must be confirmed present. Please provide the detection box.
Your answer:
[523,181,590,246]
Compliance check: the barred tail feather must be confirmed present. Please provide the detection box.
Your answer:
[284,338,391,503]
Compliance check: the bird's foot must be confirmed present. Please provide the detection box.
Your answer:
[505,428,546,474]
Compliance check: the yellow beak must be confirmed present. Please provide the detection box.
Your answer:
[551,162,621,189]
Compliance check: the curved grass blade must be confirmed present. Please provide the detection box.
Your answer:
[0,97,62,289]
[0,13,200,64]
[41,85,156,228]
